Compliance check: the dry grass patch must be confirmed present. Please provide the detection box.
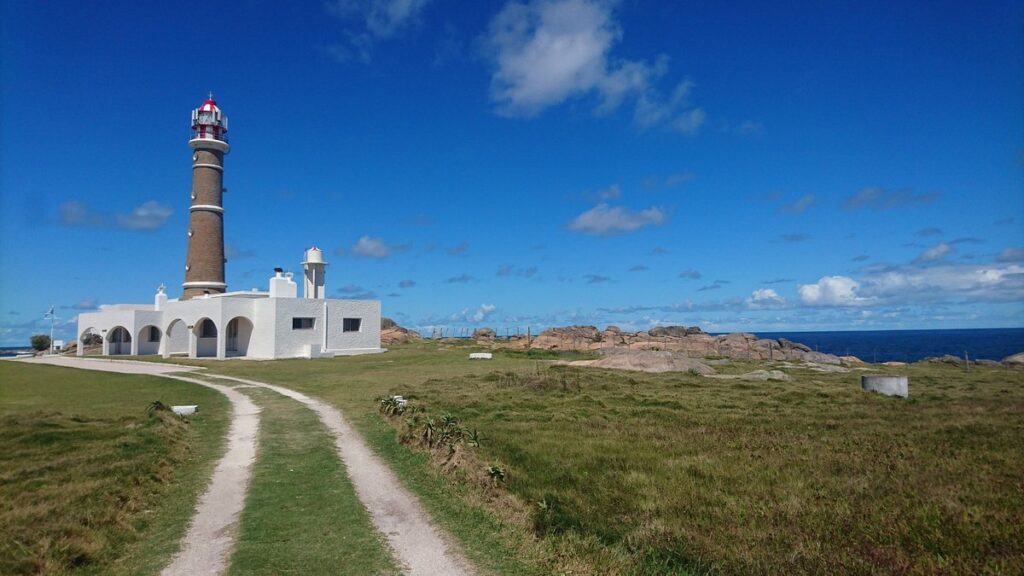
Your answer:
[0,363,229,576]
[378,362,1024,575]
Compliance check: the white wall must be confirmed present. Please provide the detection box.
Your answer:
[77,293,380,360]
[325,299,381,353]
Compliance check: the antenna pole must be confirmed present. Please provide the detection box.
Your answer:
[44,306,56,355]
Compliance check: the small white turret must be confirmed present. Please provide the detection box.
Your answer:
[155,284,168,311]
[269,268,297,298]
[302,247,328,299]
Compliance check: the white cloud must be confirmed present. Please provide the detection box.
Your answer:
[325,0,430,63]
[798,262,1024,308]
[485,0,702,129]
[799,276,871,307]
[70,298,99,311]
[566,203,665,236]
[916,242,952,262]
[778,193,815,215]
[58,201,102,227]
[670,107,706,135]
[450,303,497,323]
[327,0,431,38]
[866,263,1024,302]
[634,79,702,132]
[58,200,172,231]
[347,235,409,258]
[842,187,940,211]
[748,288,785,307]
[594,184,620,201]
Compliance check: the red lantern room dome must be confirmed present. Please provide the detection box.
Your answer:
[190,92,229,148]
[198,98,220,113]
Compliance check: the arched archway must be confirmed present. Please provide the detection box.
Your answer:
[164,319,189,357]
[226,316,254,357]
[79,327,103,356]
[137,325,162,355]
[107,326,131,355]
[193,318,218,358]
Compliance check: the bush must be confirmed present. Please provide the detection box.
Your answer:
[30,334,51,351]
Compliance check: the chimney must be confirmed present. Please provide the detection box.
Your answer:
[269,269,297,298]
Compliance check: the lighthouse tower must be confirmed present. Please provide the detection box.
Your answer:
[182,94,229,299]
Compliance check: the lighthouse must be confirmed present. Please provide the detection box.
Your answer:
[78,93,383,360]
[182,94,229,299]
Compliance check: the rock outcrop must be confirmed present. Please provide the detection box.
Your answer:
[1002,352,1024,367]
[565,348,716,375]
[500,325,845,364]
[380,318,422,345]
[472,327,496,340]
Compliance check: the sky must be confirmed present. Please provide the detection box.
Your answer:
[1,0,1023,346]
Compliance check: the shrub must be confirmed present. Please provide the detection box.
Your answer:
[30,334,51,351]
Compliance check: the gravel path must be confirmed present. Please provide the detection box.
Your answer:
[17,357,261,576]
[159,375,260,576]
[209,374,476,576]
[16,357,474,576]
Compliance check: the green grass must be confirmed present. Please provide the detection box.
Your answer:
[147,344,1024,575]
[0,362,229,576]
[224,384,398,576]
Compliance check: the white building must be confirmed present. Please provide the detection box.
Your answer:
[76,96,382,360]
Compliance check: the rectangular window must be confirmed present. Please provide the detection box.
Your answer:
[147,326,161,343]
[343,318,362,332]
[292,317,315,330]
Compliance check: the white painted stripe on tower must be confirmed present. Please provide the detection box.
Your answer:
[190,205,225,213]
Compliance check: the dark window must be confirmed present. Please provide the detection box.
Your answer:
[292,317,315,330]
[147,326,161,343]
[199,319,217,338]
[343,318,362,332]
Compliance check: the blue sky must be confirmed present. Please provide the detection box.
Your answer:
[1,0,1022,345]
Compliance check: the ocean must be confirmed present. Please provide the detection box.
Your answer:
[750,328,1024,363]
[3,328,1022,363]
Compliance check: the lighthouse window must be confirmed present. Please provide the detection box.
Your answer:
[292,317,315,330]
[343,318,362,332]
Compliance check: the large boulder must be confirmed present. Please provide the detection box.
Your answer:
[473,327,496,340]
[530,326,601,349]
[1002,352,1024,367]
[648,325,704,338]
[380,321,422,345]
[777,338,812,353]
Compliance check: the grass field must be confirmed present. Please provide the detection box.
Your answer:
[0,362,229,576]
[164,342,1024,575]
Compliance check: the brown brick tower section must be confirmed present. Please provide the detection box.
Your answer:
[182,96,230,300]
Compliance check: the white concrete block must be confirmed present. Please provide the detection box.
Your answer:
[861,375,908,398]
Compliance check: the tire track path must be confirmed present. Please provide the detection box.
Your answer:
[208,374,476,576]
